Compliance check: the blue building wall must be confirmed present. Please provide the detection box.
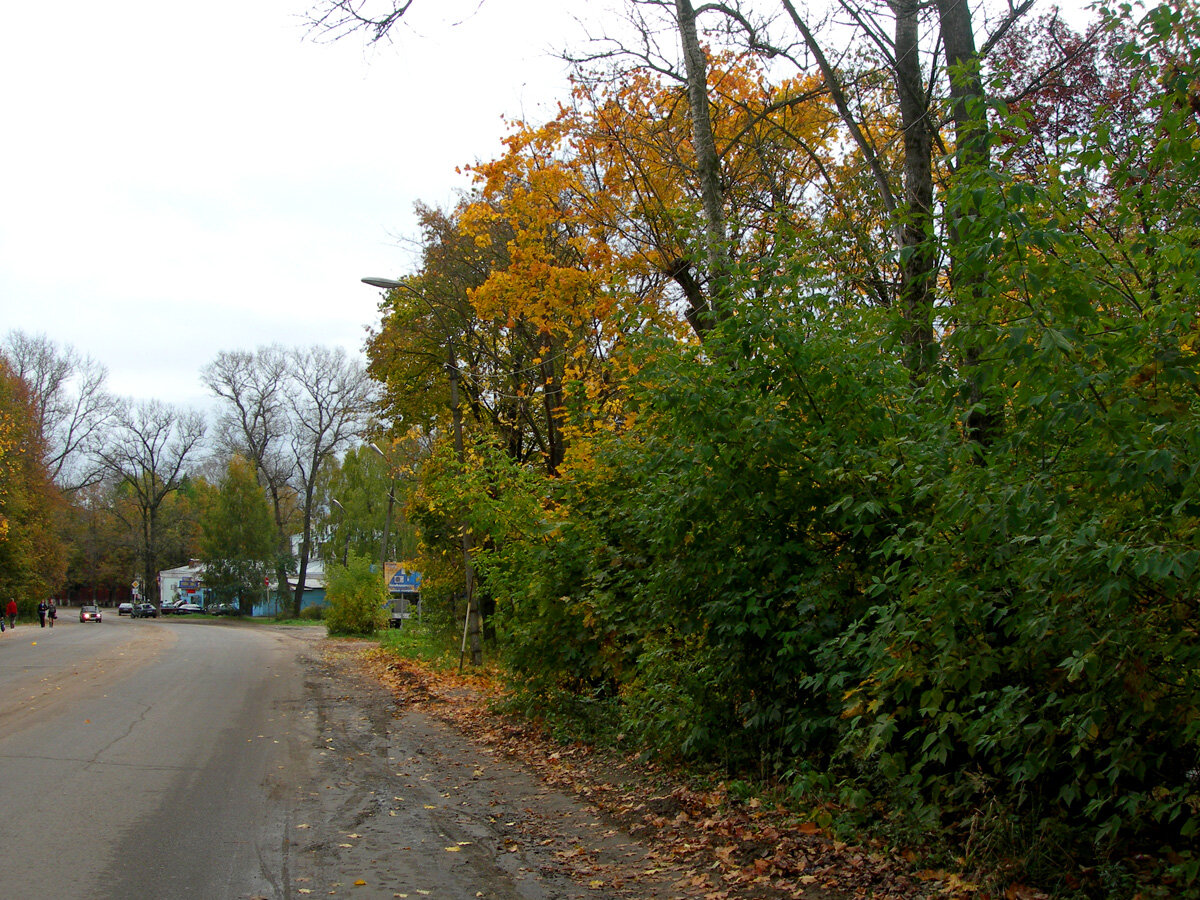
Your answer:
[251,588,326,618]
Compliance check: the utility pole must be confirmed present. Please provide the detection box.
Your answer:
[447,345,481,669]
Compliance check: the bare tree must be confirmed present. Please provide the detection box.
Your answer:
[201,346,298,606]
[97,400,207,604]
[3,330,116,490]
[286,346,375,618]
[306,0,417,42]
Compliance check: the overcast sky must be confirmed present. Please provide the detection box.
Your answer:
[0,0,581,408]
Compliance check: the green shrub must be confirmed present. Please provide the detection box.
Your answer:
[299,604,325,621]
[324,555,388,636]
[619,630,737,766]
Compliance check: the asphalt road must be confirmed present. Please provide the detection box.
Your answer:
[0,610,312,899]
[0,612,684,900]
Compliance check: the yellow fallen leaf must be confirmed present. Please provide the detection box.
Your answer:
[445,846,461,852]
[338,843,353,848]
[347,833,361,839]
[354,880,366,886]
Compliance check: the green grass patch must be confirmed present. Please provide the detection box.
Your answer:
[376,620,462,669]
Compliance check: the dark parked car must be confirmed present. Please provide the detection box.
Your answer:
[160,600,182,615]
[209,603,238,616]
[117,602,133,616]
[130,603,158,619]
[79,605,102,623]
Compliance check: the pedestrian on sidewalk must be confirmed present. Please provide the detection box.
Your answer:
[5,598,15,629]
[37,600,47,627]
[47,600,57,628]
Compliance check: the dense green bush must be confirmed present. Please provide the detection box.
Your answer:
[480,5,1200,887]
[324,555,388,636]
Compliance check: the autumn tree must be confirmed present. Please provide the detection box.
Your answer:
[97,400,206,604]
[0,358,66,612]
[61,478,137,605]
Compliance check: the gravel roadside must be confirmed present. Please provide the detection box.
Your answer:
[281,638,698,900]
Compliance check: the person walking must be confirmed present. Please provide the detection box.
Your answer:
[47,600,57,628]
[5,598,15,629]
[37,600,47,628]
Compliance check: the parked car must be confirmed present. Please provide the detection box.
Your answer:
[79,605,102,623]
[130,602,158,618]
[176,603,205,615]
[160,600,182,615]
[117,602,133,616]
[209,602,238,616]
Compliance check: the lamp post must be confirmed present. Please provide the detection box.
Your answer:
[330,498,350,566]
[369,441,396,580]
[362,276,480,667]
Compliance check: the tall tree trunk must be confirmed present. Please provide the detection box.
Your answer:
[675,0,728,338]
[936,0,1003,447]
[293,493,314,619]
[892,0,937,377]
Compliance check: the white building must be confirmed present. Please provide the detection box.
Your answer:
[158,561,206,605]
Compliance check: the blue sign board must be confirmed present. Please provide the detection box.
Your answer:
[388,570,421,593]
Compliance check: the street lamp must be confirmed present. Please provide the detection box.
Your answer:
[369,441,396,579]
[362,276,480,668]
[330,499,350,566]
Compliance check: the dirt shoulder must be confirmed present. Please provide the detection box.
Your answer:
[287,638,706,899]
[341,642,988,900]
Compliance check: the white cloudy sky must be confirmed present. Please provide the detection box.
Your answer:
[0,0,583,408]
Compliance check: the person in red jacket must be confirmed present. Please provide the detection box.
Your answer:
[5,598,15,629]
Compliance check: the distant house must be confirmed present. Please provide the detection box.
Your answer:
[253,567,326,617]
[160,558,325,616]
[159,561,209,606]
